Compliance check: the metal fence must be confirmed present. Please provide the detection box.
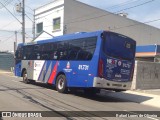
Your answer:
[0,53,14,71]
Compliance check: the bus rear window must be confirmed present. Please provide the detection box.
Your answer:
[103,32,136,60]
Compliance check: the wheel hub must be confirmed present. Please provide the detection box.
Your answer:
[58,78,64,90]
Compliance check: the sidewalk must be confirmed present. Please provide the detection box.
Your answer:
[0,70,12,73]
[133,89,160,96]
[104,89,160,108]
[0,70,14,76]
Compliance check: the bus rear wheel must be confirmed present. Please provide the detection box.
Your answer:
[23,70,30,84]
[56,74,68,93]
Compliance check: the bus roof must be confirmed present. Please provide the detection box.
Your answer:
[39,31,103,44]
[18,30,134,46]
[18,30,103,46]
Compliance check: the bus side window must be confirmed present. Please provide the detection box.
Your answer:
[56,42,68,60]
[86,53,92,60]
[15,46,23,59]
[49,43,57,60]
[40,44,48,60]
[37,53,41,60]
[84,37,97,60]
[76,50,87,60]
[68,50,77,60]
[68,40,81,60]
[52,51,58,60]
[34,45,40,60]
[42,54,49,60]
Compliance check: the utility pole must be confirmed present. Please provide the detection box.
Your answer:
[33,9,35,39]
[14,31,17,54]
[22,0,25,43]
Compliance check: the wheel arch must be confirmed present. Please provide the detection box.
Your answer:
[55,71,68,93]
[56,71,65,81]
[55,71,67,84]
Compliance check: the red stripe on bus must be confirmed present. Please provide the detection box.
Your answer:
[48,62,58,84]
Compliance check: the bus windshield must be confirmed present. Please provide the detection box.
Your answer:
[103,32,136,60]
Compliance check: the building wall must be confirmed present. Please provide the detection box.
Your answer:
[132,61,160,89]
[35,0,64,37]
[0,53,14,71]
[64,0,160,45]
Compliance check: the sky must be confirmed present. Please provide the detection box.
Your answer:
[0,0,160,51]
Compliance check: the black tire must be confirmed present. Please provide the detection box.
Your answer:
[56,74,68,93]
[22,70,30,84]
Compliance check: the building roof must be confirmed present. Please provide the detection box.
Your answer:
[33,31,54,41]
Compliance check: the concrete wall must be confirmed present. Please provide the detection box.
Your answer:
[132,61,160,90]
[0,53,14,71]
[64,0,160,45]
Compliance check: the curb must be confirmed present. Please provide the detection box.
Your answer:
[0,71,12,73]
[0,71,14,76]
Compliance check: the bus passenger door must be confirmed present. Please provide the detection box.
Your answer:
[33,60,45,81]
[26,60,34,80]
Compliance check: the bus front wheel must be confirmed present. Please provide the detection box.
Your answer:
[23,70,29,84]
[56,74,68,93]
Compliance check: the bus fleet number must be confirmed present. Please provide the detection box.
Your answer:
[78,65,89,70]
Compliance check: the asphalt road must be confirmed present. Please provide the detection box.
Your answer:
[0,73,159,120]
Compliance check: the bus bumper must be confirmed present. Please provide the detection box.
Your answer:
[93,77,131,90]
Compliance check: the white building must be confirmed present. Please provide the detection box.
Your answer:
[34,0,160,45]
[35,0,64,37]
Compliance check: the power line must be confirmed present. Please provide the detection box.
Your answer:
[25,4,33,11]
[106,0,143,10]
[32,0,159,37]
[35,0,156,26]
[116,0,155,13]
[26,14,33,22]
[0,20,16,29]
[0,29,22,33]
[0,34,14,43]
[79,0,142,15]
[25,11,33,15]
[63,0,153,24]
[0,1,22,24]
[0,0,13,9]
[33,0,159,31]
[0,29,16,32]
[64,0,155,25]
[41,16,160,30]
[111,18,160,30]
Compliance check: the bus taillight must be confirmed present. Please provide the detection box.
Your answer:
[98,59,104,78]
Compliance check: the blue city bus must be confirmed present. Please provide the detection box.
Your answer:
[15,30,136,94]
